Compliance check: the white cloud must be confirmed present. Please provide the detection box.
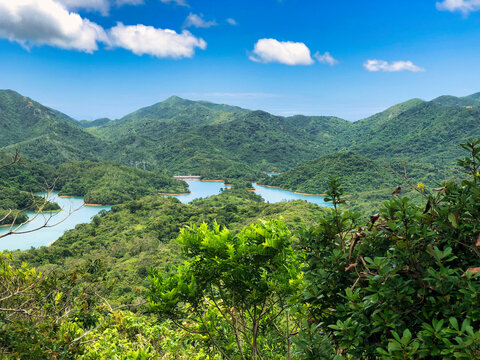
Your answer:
[436,0,480,15]
[0,0,108,52]
[363,59,425,72]
[226,18,237,26]
[57,0,110,15]
[108,22,206,59]
[249,38,314,66]
[0,0,208,59]
[160,0,188,6]
[314,51,338,66]
[184,13,217,28]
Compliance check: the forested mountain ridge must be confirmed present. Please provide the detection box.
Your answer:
[259,151,453,212]
[3,89,480,181]
[0,90,106,164]
[348,100,480,165]
[432,92,480,107]
[260,152,400,194]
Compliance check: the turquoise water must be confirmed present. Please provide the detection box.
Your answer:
[0,193,111,251]
[0,181,329,251]
[253,183,331,207]
[170,180,227,203]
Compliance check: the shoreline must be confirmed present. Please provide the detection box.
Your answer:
[257,183,325,196]
[83,202,118,207]
[159,191,192,196]
[256,183,282,189]
[294,191,326,196]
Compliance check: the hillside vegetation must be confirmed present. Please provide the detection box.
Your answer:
[16,188,327,303]
[0,154,59,225]
[3,142,480,358]
[260,151,456,212]
[0,90,105,164]
[55,161,188,205]
[3,89,480,184]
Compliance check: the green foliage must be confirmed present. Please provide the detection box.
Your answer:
[16,189,326,304]
[0,155,60,224]
[148,219,302,359]
[261,152,401,195]
[295,141,480,359]
[0,252,108,358]
[55,161,188,205]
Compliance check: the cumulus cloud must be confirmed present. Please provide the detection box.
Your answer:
[0,0,108,52]
[314,51,338,66]
[108,22,206,58]
[436,0,480,15]
[363,59,425,72]
[0,0,207,59]
[249,38,314,66]
[184,13,217,28]
[226,18,237,26]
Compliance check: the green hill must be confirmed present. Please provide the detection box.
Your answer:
[348,100,480,166]
[0,90,106,164]
[96,107,352,179]
[55,161,188,205]
[260,152,400,194]
[0,154,60,225]
[3,89,480,185]
[259,151,455,212]
[78,118,112,128]
[432,92,480,107]
[16,188,327,303]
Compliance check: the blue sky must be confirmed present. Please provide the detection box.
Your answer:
[1,0,480,120]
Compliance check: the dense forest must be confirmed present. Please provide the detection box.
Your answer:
[2,90,480,358]
[259,152,456,213]
[2,141,480,358]
[55,161,188,205]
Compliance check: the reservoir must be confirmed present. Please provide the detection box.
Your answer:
[1,180,329,251]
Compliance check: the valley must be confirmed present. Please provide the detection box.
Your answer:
[1,89,480,359]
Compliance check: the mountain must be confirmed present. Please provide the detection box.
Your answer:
[432,92,480,107]
[0,90,106,164]
[116,95,249,126]
[78,118,112,128]
[92,98,352,179]
[353,98,425,134]
[348,98,480,165]
[258,151,453,212]
[260,152,400,194]
[3,89,480,183]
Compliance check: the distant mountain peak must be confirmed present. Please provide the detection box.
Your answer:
[432,91,480,107]
[162,95,191,105]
